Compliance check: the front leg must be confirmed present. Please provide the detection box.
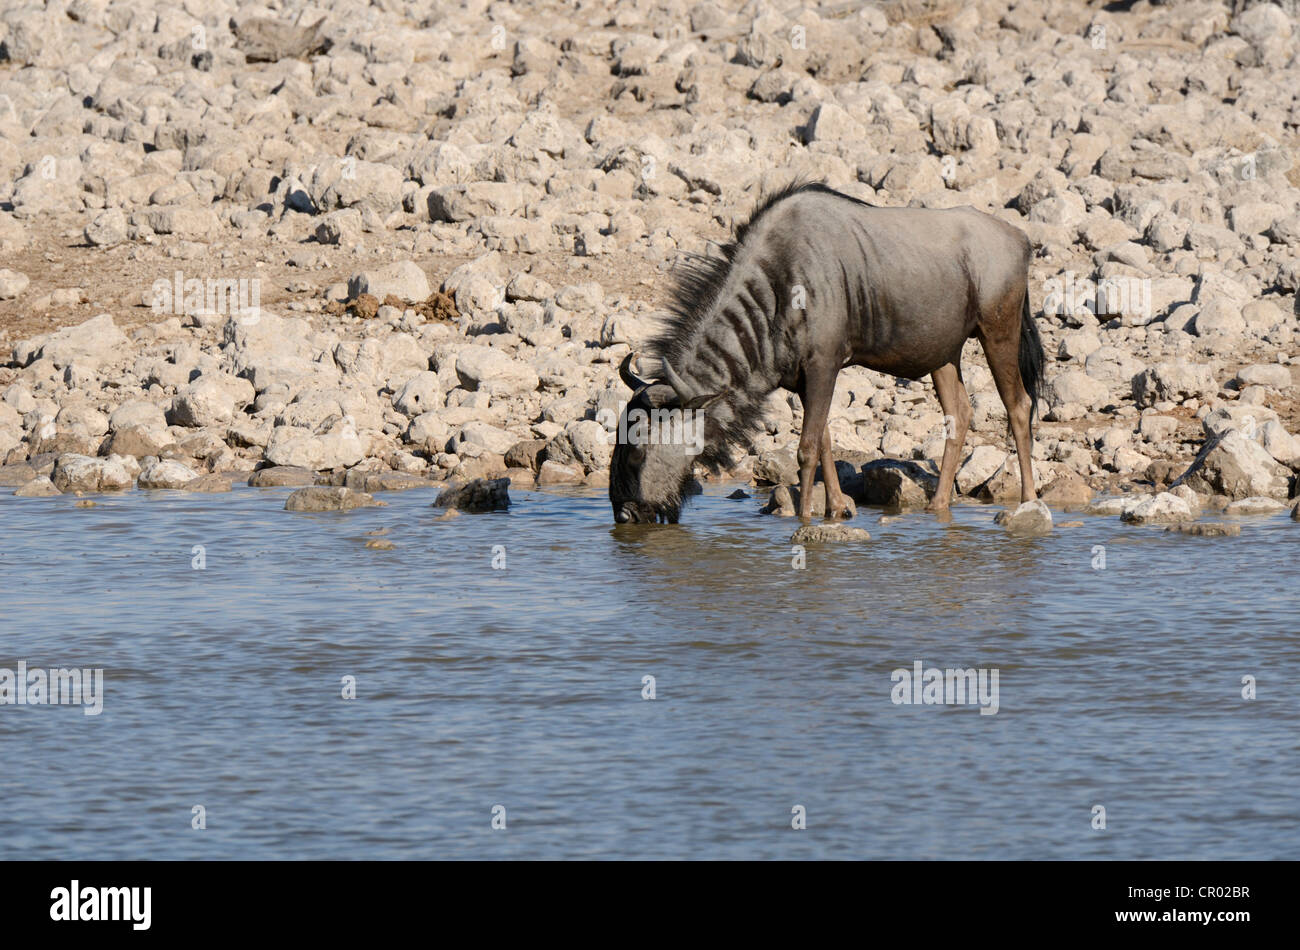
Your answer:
[795,364,839,520]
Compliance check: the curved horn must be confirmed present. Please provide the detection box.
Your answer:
[658,356,692,400]
[619,352,650,391]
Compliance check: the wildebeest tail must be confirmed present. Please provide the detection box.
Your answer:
[1019,289,1044,426]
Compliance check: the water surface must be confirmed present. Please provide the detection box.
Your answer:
[1,483,1296,859]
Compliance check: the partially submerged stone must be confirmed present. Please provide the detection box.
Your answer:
[285,486,385,511]
[137,459,200,489]
[1224,496,1287,515]
[1120,492,1194,525]
[14,476,60,497]
[791,524,871,544]
[51,454,132,493]
[434,477,510,512]
[1165,523,1242,537]
[186,473,233,493]
[994,499,1053,536]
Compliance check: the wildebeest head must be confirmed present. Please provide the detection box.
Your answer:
[609,353,722,524]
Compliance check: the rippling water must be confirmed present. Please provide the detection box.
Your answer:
[0,481,1296,859]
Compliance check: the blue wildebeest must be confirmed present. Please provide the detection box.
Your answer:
[609,181,1044,524]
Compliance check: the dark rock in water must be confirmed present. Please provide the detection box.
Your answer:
[434,477,510,512]
[727,488,750,499]
[791,524,871,543]
[859,458,937,510]
[1165,522,1242,537]
[249,465,319,487]
[285,486,384,512]
[0,462,37,487]
[1293,501,1300,522]
[994,499,1053,536]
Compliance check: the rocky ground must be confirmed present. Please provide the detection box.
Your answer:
[1,0,1298,524]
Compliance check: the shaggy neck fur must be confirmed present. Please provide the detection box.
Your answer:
[648,181,848,470]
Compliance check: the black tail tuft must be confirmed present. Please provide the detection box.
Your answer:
[1019,290,1045,428]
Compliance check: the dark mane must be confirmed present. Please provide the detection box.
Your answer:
[644,180,872,471]
[649,180,856,364]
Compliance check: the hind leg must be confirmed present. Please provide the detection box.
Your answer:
[926,361,972,512]
[819,423,854,520]
[977,327,1037,503]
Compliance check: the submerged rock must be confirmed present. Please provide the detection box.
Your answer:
[285,486,385,512]
[434,477,511,512]
[791,524,871,543]
[1165,523,1242,537]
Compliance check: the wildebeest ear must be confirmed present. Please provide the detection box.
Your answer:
[682,392,725,411]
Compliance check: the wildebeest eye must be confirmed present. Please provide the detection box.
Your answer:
[628,445,646,465]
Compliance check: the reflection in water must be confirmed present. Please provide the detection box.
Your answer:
[0,483,1297,859]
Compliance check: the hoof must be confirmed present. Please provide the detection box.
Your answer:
[826,497,857,521]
